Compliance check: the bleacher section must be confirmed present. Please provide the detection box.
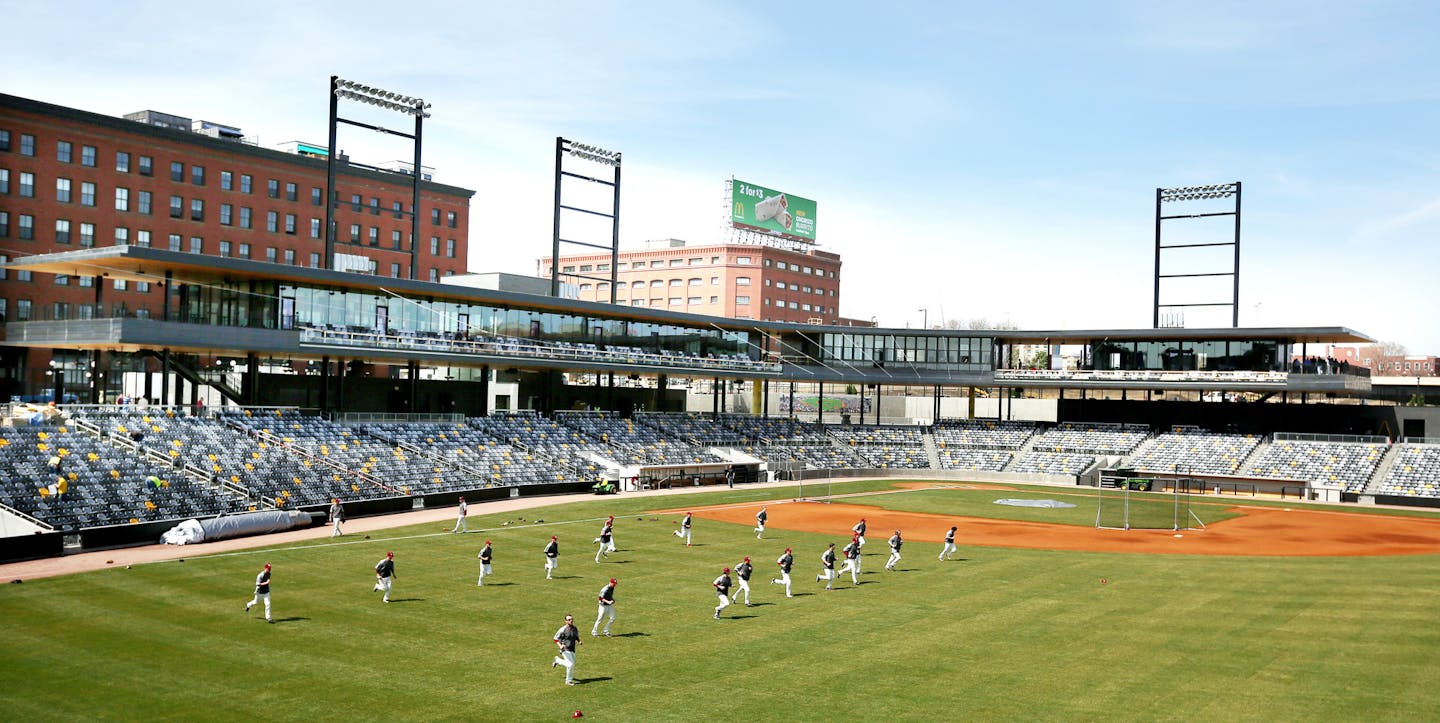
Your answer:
[10,408,1433,535]
[1376,444,1440,498]
[1249,438,1386,491]
[0,424,243,530]
[1128,430,1263,476]
[555,411,728,466]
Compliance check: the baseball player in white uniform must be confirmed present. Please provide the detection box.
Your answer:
[245,563,273,623]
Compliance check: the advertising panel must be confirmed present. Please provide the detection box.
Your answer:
[730,179,817,243]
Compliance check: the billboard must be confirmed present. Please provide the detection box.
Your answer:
[731,179,817,243]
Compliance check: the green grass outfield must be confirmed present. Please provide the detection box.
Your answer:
[3,479,1440,721]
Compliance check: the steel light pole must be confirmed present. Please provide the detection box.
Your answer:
[326,76,432,277]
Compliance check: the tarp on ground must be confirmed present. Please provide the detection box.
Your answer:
[161,510,315,545]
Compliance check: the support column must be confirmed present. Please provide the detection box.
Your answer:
[711,377,720,418]
[408,360,420,413]
[817,381,824,426]
[161,348,171,407]
[479,365,491,416]
[319,355,330,413]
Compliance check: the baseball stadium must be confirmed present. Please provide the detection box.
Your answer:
[3,92,1440,721]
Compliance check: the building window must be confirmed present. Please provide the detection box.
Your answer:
[446,238,456,257]
[446,211,457,228]
[218,240,232,258]
[430,237,440,255]
[135,230,150,247]
[188,236,203,254]
[138,190,152,215]
[668,298,682,306]
[349,194,362,212]
[349,223,361,242]
[266,211,278,233]
[57,141,73,163]
[285,182,297,201]
[688,277,702,286]
[669,258,683,266]
[80,182,95,206]
[169,195,183,218]
[15,299,30,321]
[0,212,7,237]
[429,268,439,282]
[308,252,320,268]
[190,198,204,221]
[312,187,323,206]
[18,214,34,240]
[709,295,719,303]
[737,256,752,264]
[240,174,252,193]
[19,172,34,198]
[687,296,701,305]
[56,178,72,203]
[114,227,128,246]
[310,218,322,239]
[390,263,401,278]
[579,284,593,292]
[285,214,297,235]
[167,233,182,251]
[736,277,751,285]
[266,247,277,262]
[368,227,378,245]
[79,222,95,247]
[669,279,682,287]
[430,208,441,225]
[220,170,233,190]
[56,274,69,287]
[169,161,184,182]
[392,201,404,219]
[0,130,8,151]
[55,219,71,244]
[220,203,233,225]
[20,134,36,156]
[391,230,402,248]
[267,179,279,199]
[0,168,7,194]
[115,187,129,211]
[113,279,127,291]
[80,145,97,167]
[138,155,153,176]
[239,207,252,229]
[238,242,251,259]
[284,249,296,265]
[579,265,593,272]
[115,151,130,173]
[369,197,380,215]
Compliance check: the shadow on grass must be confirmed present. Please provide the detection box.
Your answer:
[612,631,649,638]
[722,614,758,620]
[385,598,424,603]
[481,582,516,587]
[270,616,308,624]
[574,676,613,685]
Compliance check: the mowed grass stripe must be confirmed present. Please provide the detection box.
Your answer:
[3,480,1440,720]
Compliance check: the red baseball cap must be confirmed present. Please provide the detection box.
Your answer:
[263,563,271,569]
[610,578,617,584]
[723,567,730,573]
[744,556,751,562]
[785,547,792,552]
[485,540,491,545]
[386,551,394,558]
[551,535,558,540]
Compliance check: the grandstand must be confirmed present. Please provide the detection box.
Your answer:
[1375,443,1440,498]
[1127,428,1263,476]
[1247,435,1388,492]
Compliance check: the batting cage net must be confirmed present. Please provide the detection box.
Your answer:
[1096,468,1205,531]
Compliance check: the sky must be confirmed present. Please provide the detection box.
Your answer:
[8,1,1440,352]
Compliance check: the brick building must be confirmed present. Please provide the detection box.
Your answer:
[0,92,474,400]
[540,239,845,324]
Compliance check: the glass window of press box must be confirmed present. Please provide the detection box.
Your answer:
[803,332,993,372]
[1089,339,1284,372]
[278,286,756,359]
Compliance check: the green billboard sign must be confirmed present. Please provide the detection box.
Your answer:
[730,179,817,243]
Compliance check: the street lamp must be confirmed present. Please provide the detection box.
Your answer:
[326,75,432,278]
[918,308,928,330]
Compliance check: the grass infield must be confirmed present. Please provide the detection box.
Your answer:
[2,480,1439,721]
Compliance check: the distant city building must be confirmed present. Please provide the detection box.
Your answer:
[1302,346,1437,377]
[540,239,846,324]
[0,92,475,400]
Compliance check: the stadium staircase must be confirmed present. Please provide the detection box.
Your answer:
[1001,434,1043,473]
[1236,439,1272,477]
[1358,444,1405,495]
[921,431,941,470]
[825,432,869,467]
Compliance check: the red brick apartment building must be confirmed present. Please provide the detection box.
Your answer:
[0,93,474,399]
[540,239,845,324]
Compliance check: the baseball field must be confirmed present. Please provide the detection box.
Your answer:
[3,478,1439,721]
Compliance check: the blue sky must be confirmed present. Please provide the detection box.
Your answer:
[8,1,1438,352]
